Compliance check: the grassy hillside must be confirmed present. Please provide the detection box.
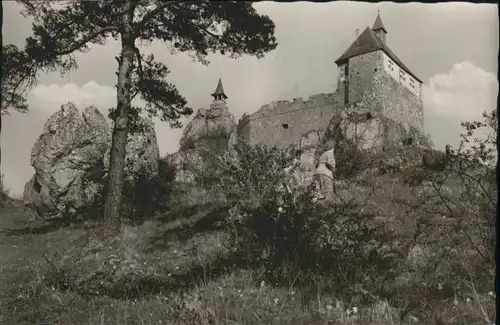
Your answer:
[0,150,495,325]
[0,111,496,325]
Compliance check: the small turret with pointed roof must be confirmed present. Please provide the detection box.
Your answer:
[211,77,228,102]
[372,11,387,44]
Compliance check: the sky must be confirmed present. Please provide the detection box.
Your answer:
[1,1,498,196]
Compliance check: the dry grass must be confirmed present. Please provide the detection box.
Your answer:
[0,168,495,325]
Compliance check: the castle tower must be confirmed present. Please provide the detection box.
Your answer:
[210,77,230,113]
[211,77,228,103]
[372,11,387,44]
[334,12,424,133]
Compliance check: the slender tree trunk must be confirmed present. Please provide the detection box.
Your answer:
[104,0,135,229]
[0,0,3,203]
[0,110,3,203]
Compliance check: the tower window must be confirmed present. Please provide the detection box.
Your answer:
[282,123,289,129]
[399,70,406,82]
[387,59,394,71]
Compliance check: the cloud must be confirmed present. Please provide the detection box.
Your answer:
[29,81,117,115]
[423,61,498,149]
[2,81,184,196]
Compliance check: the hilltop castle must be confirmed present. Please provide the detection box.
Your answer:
[176,13,426,183]
[234,12,424,150]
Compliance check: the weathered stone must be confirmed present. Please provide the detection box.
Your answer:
[24,103,110,219]
[170,150,204,183]
[103,116,159,180]
[237,93,337,150]
[297,148,316,186]
[180,101,236,151]
[174,99,237,183]
[24,102,160,220]
[237,18,423,152]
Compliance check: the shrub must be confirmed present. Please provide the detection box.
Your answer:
[216,142,295,208]
[216,142,402,300]
[121,156,177,223]
[0,173,8,204]
[87,156,176,223]
[390,110,496,319]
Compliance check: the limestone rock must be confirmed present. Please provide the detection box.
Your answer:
[295,130,322,187]
[174,101,237,183]
[179,103,236,151]
[300,130,321,150]
[103,116,159,180]
[24,102,160,220]
[24,102,110,219]
[323,106,421,153]
[170,150,204,183]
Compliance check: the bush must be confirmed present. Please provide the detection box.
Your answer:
[216,142,402,300]
[87,156,176,224]
[0,173,9,204]
[121,156,176,223]
[389,110,496,320]
[216,142,295,208]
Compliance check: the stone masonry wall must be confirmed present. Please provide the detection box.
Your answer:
[347,51,382,107]
[375,71,424,133]
[237,50,423,150]
[357,51,424,133]
[237,94,342,149]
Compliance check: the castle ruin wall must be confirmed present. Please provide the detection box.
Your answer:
[237,93,342,149]
[354,51,423,133]
[237,49,424,150]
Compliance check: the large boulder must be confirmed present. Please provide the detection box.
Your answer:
[179,103,236,152]
[24,103,110,219]
[169,150,203,183]
[24,102,160,220]
[293,130,322,187]
[103,116,160,180]
[174,101,237,184]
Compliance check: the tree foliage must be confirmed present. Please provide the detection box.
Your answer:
[4,0,277,225]
[7,0,277,119]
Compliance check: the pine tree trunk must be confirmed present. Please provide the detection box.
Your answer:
[0,109,3,204]
[103,0,135,229]
[0,0,2,202]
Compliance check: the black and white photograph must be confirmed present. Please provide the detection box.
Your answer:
[0,1,498,324]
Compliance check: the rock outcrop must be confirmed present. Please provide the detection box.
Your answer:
[103,117,160,180]
[179,104,237,152]
[24,103,109,219]
[293,130,322,187]
[315,105,432,181]
[24,102,159,220]
[174,99,237,183]
[322,104,424,154]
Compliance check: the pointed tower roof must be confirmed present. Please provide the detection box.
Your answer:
[211,78,228,100]
[334,27,422,83]
[372,12,387,33]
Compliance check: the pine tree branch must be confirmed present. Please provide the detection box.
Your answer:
[134,2,174,35]
[51,26,119,56]
[169,4,228,45]
[16,26,119,71]
[134,3,228,47]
